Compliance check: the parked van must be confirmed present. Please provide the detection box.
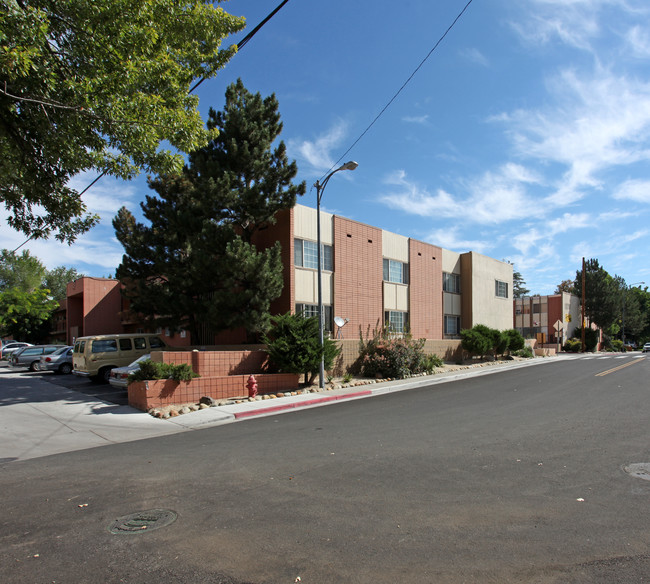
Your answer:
[72,334,167,383]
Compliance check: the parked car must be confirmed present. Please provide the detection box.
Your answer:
[73,333,166,382]
[108,354,151,390]
[8,345,67,371]
[643,343,650,353]
[39,346,74,374]
[1,342,32,360]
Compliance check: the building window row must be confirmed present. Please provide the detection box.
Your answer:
[296,303,333,335]
[294,239,333,271]
[444,315,461,337]
[385,310,408,333]
[443,272,461,294]
[383,259,408,284]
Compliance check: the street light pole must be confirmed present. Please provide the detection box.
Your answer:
[314,161,358,389]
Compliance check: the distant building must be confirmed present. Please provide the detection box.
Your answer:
[514,292,581,346]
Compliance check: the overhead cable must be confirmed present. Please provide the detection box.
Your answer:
[320,0,475,182]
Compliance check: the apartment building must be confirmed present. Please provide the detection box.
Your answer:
[263,205,514,341]
[53,205,514,346]
[513,292,581,345]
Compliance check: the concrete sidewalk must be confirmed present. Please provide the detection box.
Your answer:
[0,356,561,463]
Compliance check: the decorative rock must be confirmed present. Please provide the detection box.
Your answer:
[199,396,216,407]
[190,404,199,411]
[199,403,209,410]
[162,412,170,419]
[169,409,179,417]
[180,406,191,415]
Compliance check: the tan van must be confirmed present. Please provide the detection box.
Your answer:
[72,334,167,383]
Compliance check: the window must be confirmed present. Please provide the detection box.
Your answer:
[134,337,146,350]
[92,339,117,353]
[444,315,461,337]
[149,337,166,349]
[296,303,333,335]
[495,280,508,298]
[384,310,408,333]
[294,239,333,271]
[383,259,408,284]
[119,338,133,351]
[443,272,461,294]
[533,303,541,314]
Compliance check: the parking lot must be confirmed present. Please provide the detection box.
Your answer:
[0,362,129,405]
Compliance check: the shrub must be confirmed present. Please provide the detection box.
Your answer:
[503,329,525,352]
[610,339,623,352]
[358,327,428,379]
[422,353,444,371]
[511,347,533,358]
[571,327,599,352]
[460,327,491,359]
[129,360,198,383]
[563,338,581,353]
[263,312,341,385]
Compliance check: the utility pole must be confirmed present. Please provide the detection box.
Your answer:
[581,257,586,352]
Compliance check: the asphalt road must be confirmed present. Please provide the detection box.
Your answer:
[9,365,130,405]
[1,353,649,583]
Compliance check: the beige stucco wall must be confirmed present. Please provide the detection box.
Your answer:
[464,252,513,330]
[382,230,409,261]
[442,249,462,275]
[383,282,409,311]
[294,204,333,245]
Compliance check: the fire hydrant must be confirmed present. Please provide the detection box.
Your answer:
[247,375,258,399]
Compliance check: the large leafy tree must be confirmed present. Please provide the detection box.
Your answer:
[0,287,58,342]
[0,249,46,292]
[573,259,619,331]
[554,279,576,294]
[0,249,78,340]
[44,266,84,300]
[114,80,306,343]
[0,0,244,243]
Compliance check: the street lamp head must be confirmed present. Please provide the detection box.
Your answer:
[338,160,358,171]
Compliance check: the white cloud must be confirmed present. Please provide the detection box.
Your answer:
[498,68,650,207]
[460,47,489,67]
[424,227,490,254]
[613,179,650,202]
[402,114,429,125]
[288,120,348,174]
[379,165,543,225]
[625,26,650,58]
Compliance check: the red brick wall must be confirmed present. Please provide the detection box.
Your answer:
[128,374,301,410]
[252,206,294,317]
[333,216,384,338]
[153,350,269,377]
[408,239,443,339]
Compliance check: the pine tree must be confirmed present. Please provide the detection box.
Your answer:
[114,80,305,343]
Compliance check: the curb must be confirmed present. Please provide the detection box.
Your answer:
[233,389,373,419]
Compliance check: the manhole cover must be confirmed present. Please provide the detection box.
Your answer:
[623,463,650,481]
[109,509,177,535]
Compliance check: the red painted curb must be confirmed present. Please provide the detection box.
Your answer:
[233,390,373,419]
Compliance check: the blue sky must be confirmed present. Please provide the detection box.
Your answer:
[7,0,650,294]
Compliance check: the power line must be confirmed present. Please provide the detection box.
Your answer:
[320,0,475,182]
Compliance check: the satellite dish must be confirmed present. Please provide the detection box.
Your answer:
[334,316,348,339]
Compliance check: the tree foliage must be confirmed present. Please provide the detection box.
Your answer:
[511,264,530,298]
[573,259,619,331]
[263,312,340,385]
[357,327,430,379]
[44,266,84,300]
[0,249,84,340]
[0,287,58,341]
[0,0,244,242]
[114,80,305,343]
[554,279,576,295]
[0,249,46,292]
